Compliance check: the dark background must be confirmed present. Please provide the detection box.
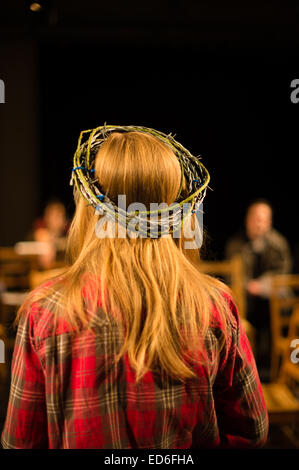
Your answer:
[1,0,299,259]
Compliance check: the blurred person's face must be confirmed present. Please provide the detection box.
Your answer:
[44,203,66,235]
[245,203,272,241]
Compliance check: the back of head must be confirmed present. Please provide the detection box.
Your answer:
[22,128,232,382]
[69,131,185,256]
[95,131,182,208]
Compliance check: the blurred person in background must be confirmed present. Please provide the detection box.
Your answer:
[225,199,291,380]
[33,199,69,269]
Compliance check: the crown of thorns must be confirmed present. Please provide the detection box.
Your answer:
[70,124,210,237]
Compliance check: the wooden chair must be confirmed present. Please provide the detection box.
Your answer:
[262,304,299,446]
[269,274,299,381]
[0,247,39,390]
[0,247,39,332]
[199,255,256,354]
[0,247,39,291]
[199,254,246,318]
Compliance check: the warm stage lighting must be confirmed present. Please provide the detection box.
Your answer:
[29,2,43,12]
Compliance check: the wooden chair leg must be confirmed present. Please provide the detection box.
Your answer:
[270,350,280,382]
[0,324,8,384]
[0,363,7,383]
[281,424,299,448]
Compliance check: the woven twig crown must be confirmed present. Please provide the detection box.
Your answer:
[70,125,210,237]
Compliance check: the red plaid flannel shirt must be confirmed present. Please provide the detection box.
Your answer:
[1,284,268,449]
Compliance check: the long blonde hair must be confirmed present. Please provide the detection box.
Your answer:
[18,131,232,381]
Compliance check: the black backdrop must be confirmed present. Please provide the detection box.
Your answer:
[39,43,299,259]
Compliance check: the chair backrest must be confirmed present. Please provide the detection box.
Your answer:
[29,267,67,290]
[199,254,246,318]
[0,247,39,290]
[270,275,299,350]
[279,304,299,386]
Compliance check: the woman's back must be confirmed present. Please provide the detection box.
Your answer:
[1,281,268,449]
